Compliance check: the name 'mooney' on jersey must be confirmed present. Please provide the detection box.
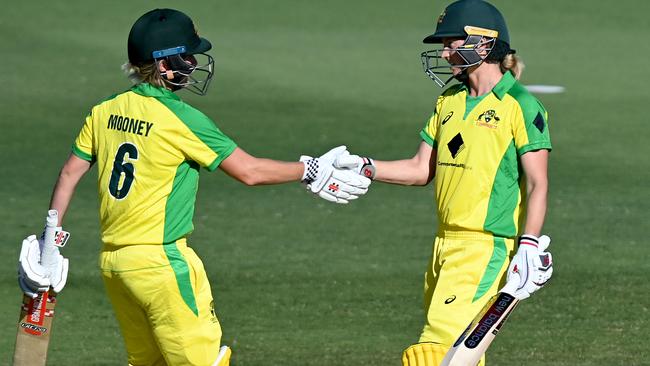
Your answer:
[420,72,551,238]
[72,83,237,245]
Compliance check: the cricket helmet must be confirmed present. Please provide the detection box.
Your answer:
[420,0,513,87]
[128,9,215,95]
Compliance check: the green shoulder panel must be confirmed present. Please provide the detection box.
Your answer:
[154,97,237,170]
[506,83,552,155]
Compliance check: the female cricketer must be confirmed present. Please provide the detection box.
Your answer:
[16,8,370,366]
[334,0,554,364]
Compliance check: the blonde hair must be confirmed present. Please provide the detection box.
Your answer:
[500,53,525,80]
[121,61,165,87]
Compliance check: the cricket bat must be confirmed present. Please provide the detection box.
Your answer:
[13,210,68,366]
[440,291,519,366]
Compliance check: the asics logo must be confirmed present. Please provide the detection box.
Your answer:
[444,295,457,304]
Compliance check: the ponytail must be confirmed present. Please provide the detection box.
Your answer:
[500,53,525,80]
[121,61,165,87]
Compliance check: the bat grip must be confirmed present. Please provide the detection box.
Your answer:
[40,210,59,268]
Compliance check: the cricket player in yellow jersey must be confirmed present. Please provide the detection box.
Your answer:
[334,1,554,365]
[16,8,371,366]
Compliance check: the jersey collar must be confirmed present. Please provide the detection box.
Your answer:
[131,83,180,101]
[491,71,516,100]
[457,71,517,100]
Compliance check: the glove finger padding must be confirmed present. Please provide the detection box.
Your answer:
[538,235,551,251]
[18,235,50,287]
[333,152,360,169]
[49,256,69,293]
[322,178,353,200]
[318,171,369,201]
[331,169,371,192]
[18,235,51,294]
[301,147,372,204]
[318,145,348,164]
[317,189,350,204]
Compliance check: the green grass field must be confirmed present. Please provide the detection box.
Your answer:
[1,0,648,365]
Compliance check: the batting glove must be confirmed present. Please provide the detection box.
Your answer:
[502,234,553,300]
[40,227,70,294]
[301,146,371,204]
[333,151,376,180]
[18,229,70,298]
[18,235,51,298]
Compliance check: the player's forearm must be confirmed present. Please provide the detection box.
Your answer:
[49,154,92,225]
[523,181,547,236]
[244,158,304,185]
[374,159,433,186]
[371,141,435,186]
[220,147,304,186]
[520,150,549,236]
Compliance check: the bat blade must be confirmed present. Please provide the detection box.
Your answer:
[13,292,57,366]
[14,210,61,366]
[441,291,519,366]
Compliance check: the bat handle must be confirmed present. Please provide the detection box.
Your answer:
[40,210,59,268]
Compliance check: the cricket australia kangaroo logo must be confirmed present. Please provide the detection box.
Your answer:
[476,110,500,129]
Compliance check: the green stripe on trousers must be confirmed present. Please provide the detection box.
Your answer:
[163,242,199,316]
[472,237,507,302]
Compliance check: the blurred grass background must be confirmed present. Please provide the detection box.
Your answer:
[1,0,648,364]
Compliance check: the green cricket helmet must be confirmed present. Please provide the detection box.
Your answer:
[128,9,215,95]
[420,0,513,87]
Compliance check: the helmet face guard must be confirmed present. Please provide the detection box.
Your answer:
[421,26,497,87]
[153,46,214,96]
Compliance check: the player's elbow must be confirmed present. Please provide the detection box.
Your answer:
[412,175,432,186]
[409,159,435,186]
[234,163,266,186]
[238,172,264,186]
[221,150,266,186]
[59,155,91,181]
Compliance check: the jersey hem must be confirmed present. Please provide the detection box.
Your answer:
[517,142,552,155]
[420,130,437,148]
[71,143,93,161]
[207,143,237,171]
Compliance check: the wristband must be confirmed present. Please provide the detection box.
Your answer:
[302,158,318,184]
[518,234,539,248]
[360,157,376,180]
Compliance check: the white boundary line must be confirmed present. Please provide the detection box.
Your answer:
[524,85,566,94]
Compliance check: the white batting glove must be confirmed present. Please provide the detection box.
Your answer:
[18,229,70,297]
[333,151,376,180]
[314,169,371,203]
[301,146,371,204]
[18,235,51,298]
[502,235,553,300]
[40,227,70,294]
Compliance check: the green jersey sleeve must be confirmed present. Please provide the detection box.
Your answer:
[509,84,552,155]
[161,99,237,171]
[72,112,95,162]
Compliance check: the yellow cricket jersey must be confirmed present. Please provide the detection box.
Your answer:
[421,72,551,238]
[72,83,237,245]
